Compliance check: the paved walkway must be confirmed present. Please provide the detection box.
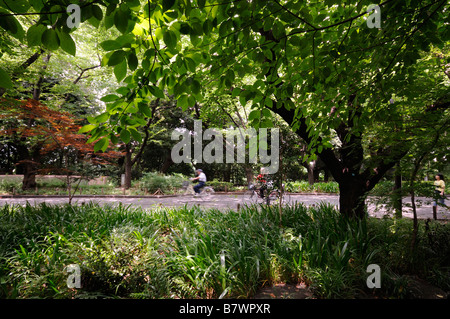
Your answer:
[0,193,448,220]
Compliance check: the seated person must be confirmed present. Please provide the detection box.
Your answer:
[256,168,268,198]
[192,169,207,195]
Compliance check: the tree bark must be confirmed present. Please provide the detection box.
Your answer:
[306,160,316,185]
[393,162,403,218]
[160,153,173,174]
[338,175,369,219]
[123,143,132,189]
[21,161,37,190]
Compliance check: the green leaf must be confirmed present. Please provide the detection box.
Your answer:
[129,127,142,143]
[58,31,76,56]
[0,68,13,89]
[114,9,129,34]
[101,94,120,102]
[163,0,176,12]
[29,0,44,11]
[185,57,197,73]
[94,137,109,152]
[149,85,165,99]
[114,60,127,82]
[177,94,189,110]
[264,97,273,108]
[92,5,103,21]
[262,108,272,118]
[138,102,152,117]
[120,128,131,144]
[179,22,191,34]
[190,79,200,95]
[248,110,260,121]
[100,40,122,51]
[163,29,177,49]
[41,28,60,51]
[0,0,30,14]
[127,52,138,71]
[108,50,126,66]
[27,24,45,46]
[78,124,96,134]
[94,112,110,123]
[0,11,22,36]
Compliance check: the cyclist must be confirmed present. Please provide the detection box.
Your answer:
[191,169,207,196]
[255,168,268,198]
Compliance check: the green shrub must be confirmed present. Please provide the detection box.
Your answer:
[285,181,339,193]
[137,172,184,194]
[206,179,234,192]
[0,179,21,193]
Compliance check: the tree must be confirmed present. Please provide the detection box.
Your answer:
[0,98,121,190]
[1,0,449,218]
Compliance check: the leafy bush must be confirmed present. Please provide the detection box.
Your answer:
[206,179,234,192]
[137,172,185,194]
[285,181,339,193]
[0,179,21,194]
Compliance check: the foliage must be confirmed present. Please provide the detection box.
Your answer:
[1,202,449,299]
[0,98,123,194]
[205,179,234,192]
[285,181,339,193]
[136,171,184,194]
[0,179,21,194]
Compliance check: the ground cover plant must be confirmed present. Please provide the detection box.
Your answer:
[0,202,448,299]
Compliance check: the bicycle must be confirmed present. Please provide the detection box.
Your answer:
[241,181,291,205]
[178,180,215,198]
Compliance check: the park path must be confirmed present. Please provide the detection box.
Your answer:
[0,193,448,220]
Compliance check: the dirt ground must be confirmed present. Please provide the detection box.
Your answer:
[252,277,448,300]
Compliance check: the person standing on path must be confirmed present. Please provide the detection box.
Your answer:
[433,173,446,220]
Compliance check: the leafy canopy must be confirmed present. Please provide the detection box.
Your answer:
[0,0,449,155]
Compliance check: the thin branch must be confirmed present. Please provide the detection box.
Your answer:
[73,65,101,85]
[272,0,318,30]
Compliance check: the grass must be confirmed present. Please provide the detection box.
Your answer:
[0,202,449,299]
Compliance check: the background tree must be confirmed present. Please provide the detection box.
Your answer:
[0,98,120,190]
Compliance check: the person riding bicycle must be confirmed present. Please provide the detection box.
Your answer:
[255,168,268,198]
[191,169,207,195]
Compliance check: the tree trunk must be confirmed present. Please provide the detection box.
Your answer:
[22,161,37,190]
[245,165,254,187]
[123,144,132,189]
[339,176,368,219]
[223,164,231,183]
[19,143,41,191]
[160,153,173,174]
[306,160,316,185]
[393,162,402,218]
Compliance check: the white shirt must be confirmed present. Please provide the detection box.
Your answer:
[198,172,207,182]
